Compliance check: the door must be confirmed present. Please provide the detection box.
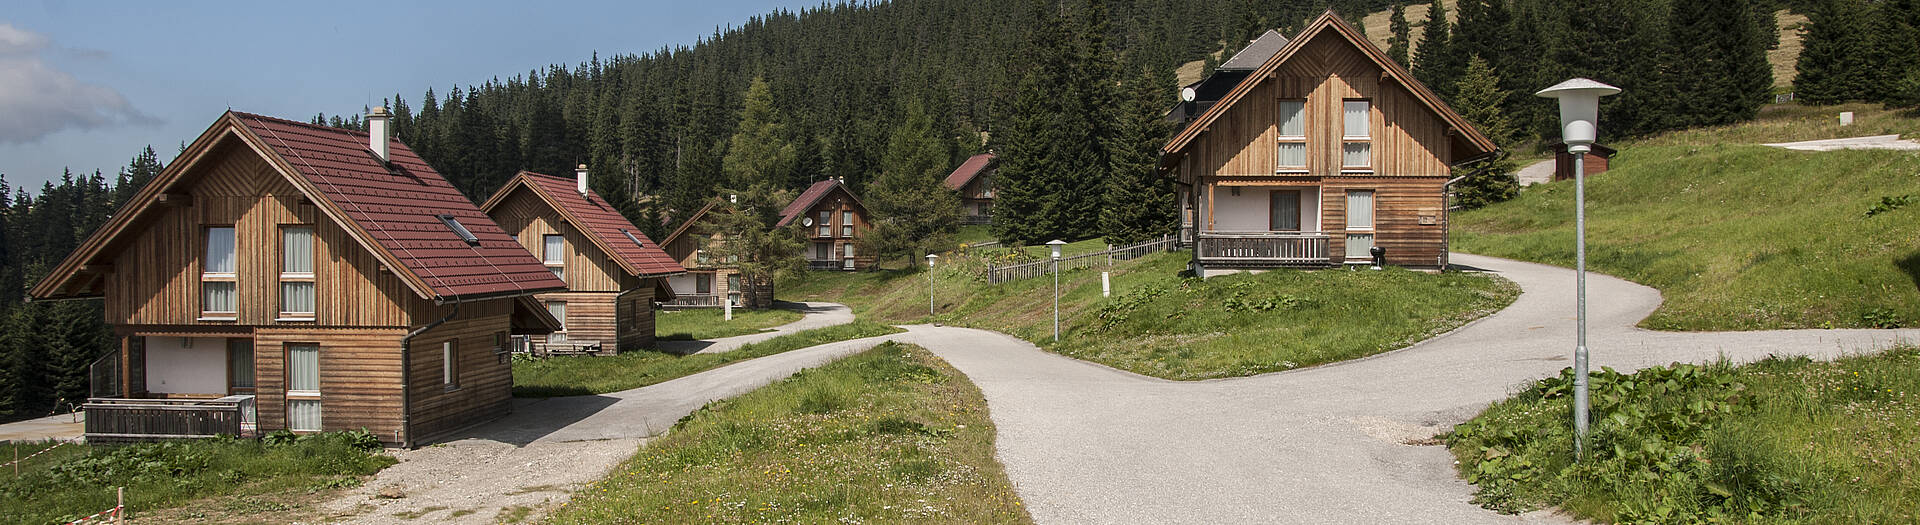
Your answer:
[1269,190,1301,232]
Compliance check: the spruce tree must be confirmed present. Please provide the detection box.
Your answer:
[721,77,797,189]
[863,102,961,266]
[1451,56,1520,210]
[1412,0,1457,97]
[1795,0,1876,104]
[1101,66,1180,244]
[992,0,1076,245]
[1387,3,1412,67]
[1668,0,1774,127]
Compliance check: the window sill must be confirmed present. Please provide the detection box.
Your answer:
[1339,169,1374,174]
[1274,169,1309,174]
[275,316,316,323]
[443,385,461,393]
[198,315,238,322]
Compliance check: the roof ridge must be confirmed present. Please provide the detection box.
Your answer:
[229,111,372,138]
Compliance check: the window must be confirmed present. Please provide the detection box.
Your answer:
[841,211,854,237]
[286,344,321,431]
[814,242,831,261]
[1276,100,1306,170]
[202,227,236,317]
[842,243,856,269]
[817,211,831,237]
[620,229,646,248]
[1270,191,1301,232]
[727,274,743,307]
[228,339,254,392]
[442,340,459,389]
[546,301,567,345]
[1343,100,1372,170]
[280,226,315,317]
[437,215,479,245]
[695,273,712,295]
[542,234,565,281]
[1345,190,1375,260]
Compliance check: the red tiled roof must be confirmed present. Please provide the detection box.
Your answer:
[776,179,866,227]
[659,200,720,248]
[943,153,996,191]
[485,171,684,277]
[233,112,567,301]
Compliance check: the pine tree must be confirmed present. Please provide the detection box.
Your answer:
[1795,0,1876,104]
[1451,56,1520,210]
[863,102,962,267]
[1101,66,1179,244]
[1387,2,1412,67]
[721,77,797,189]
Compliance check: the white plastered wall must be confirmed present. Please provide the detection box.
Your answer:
[146,336,227,394]
[1209,186,1321,232]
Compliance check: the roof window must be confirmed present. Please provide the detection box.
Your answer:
[621,229,647,248]
[438,214,481,245]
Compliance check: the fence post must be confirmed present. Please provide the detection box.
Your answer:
[117,486,124,523]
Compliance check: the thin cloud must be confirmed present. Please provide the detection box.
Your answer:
[0,22,158,144]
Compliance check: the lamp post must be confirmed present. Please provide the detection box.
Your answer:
[926,253,939,316]
[1048,239,1067,342]
[1536,78,1621,460]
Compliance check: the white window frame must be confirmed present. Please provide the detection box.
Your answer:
[279,226,316,320]
[1345,189,1376,261]
[442,340,459,390]
[201,226,237,320]
[1276,99,1307,172]
[817,210,831,237]
[1342,100,1373,172]
[546,301,567,345]
[840,211,854,237]
[542,234,566,282]
[286,344,321,432]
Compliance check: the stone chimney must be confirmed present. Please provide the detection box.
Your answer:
[575,164,589,195]
[367,107,392,163]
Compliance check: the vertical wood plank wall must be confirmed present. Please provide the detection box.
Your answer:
[1180,30,1459,267]
[800,190,876,270]
[405,298,516,443]
[486,185,660,353]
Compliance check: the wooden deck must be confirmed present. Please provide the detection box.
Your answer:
[1194,231,1333,268]
[83,395,256,444]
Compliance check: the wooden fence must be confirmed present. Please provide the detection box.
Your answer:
[83,396,256,444]
[986,234,1177,284]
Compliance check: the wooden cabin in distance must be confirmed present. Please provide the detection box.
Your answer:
[30,109,565,447]
[943,153,997,225]
[659,201,775,309]
[480,167,684,354]
[1161,11,1498,275]
[777,177,875,271]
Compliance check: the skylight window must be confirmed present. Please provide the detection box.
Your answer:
[438,214,481,245]
[621,229,647,248]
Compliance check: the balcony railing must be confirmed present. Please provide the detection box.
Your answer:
[1195,231,1332,267]
[807,259,843,271]
[960,215,991,225]
[84,395,256,443]
[663,293,722,308]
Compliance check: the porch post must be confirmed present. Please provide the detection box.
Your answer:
[1205,180,1216,230]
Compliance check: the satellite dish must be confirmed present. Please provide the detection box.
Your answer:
[802,217,814,227]
[1181,87,1197,103]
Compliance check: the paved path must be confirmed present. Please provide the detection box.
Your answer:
[1515,159,1555,186]
[657,301,855,355]
[1763,134,1920,151]
[892,253,1919,524]
[0,412,85,443]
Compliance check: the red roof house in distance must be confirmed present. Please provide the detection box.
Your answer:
[943,153,997,225]
[777,178,874,271]
[481,167,685,354]
[31,108,564,447]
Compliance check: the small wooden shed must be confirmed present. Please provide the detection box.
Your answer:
[1551,142,1616,182]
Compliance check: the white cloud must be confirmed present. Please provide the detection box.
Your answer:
[0,22,157,144]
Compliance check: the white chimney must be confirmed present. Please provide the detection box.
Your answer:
[576,164,589,195]
[367,106,392,163]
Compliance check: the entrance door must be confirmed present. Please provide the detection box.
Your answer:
[1269,190,1301,232]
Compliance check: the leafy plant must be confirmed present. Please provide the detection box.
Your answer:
[1864,194,1912,217]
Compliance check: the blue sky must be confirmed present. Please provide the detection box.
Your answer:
[0,0,811,190]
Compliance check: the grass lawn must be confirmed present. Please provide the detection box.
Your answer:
[655,307,803,341]
[1623,103,1920,148]
[513,321,903,397]
[955,224,997,246]
[1449,347,1920,523]
[1454,142,1920,330]
[0,431,393,525]
[783,251,1519,380]
[546,342,1030,524]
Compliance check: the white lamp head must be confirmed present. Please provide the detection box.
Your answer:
[926,253,938,267]
[1535,78,1621,152]
[1047,239,1067,259]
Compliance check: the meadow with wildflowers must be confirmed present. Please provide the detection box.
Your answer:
[546,342,1030,524]
[1449,347,1920,523]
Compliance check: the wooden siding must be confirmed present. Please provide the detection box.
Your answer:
[490,185,636,293]
[615,285,658,351]
[405,298,516,443]
[249,327,407,440]
[101,141,416,327]
[799,196,876,270]
[1319,177,1448,267]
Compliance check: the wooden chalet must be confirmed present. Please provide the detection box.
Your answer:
[1162,12,1498,274]
[943,153,997,225]
[658,201,775,309]
[480,167,684,355]
[776,178,874,271]
[30,109,565,447]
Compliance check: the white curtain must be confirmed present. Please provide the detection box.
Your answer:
[203,282,235,313]
[1271,191,1301,232]
[1346,190,1374,229]
[1276,143,1306,168]
[281,282,314,314]
[1343,101,1370,138]
[546,302,566,331]
[205,227,235,273]
[1343,143,1372,168]
[228,340,255,389]
[287,399,322,431]
[282,227,314,274]
[1278,101,1305,137]
[1346,234,1376,259]
[288,345,319,391]
[543,234,565,263]
[841,212,854,236]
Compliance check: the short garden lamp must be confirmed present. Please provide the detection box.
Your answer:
[1536,78,1621,461]
[1047,239,1067,342]
[926,253,939,316]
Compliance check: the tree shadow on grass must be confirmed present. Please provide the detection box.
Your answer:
[1898,250,1920,294]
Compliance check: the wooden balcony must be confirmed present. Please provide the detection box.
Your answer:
[663,293,723,308]
[1195,231,1332,268]
[83,395,256,444]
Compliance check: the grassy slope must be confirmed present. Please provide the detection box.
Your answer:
[1449,347,1920,523]
[547,342,1030,524]
[1454,123,1920,330]
[513,321,903,397]
[0,432,392,525]
[655,308,803,341]
[783,251,1518,380]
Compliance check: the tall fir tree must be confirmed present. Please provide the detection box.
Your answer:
[721,77,797,189]
[992,0,1079,245]
[862,102,962,266]
[1450,56,1520,210]
[1795,0,1877,104]
[1412,0,1458,98]
[1667,0,1774,127]
[1101,66,1180,244]
[1387,2,1412,67]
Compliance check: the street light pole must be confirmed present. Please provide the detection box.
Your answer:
[1536,78,1620,460]
[1048,239,1066,342]
[926,254,939,317]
